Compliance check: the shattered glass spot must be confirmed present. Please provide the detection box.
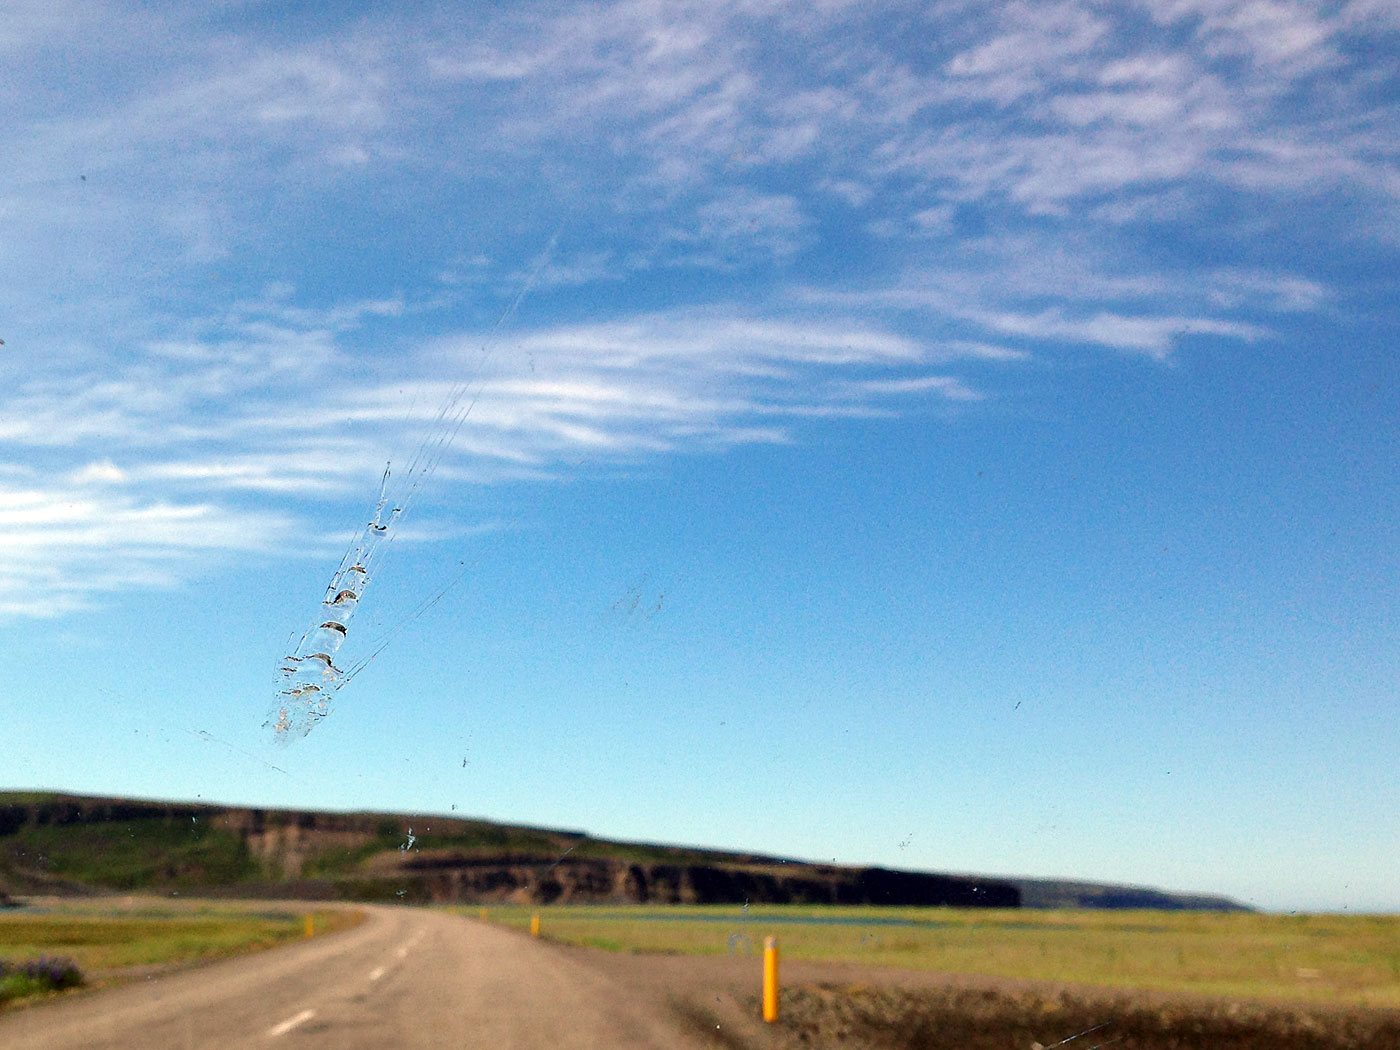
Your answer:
[268,470,400,739]
[267,231,560,741]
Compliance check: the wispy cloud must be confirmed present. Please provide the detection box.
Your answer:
[0,481,296,618]
[0,297,979,617]
[0,0,1391,618]
[665,190,810,266]
[836,375,982,400]
[798,232,1310,359]
[963,308,1264,359]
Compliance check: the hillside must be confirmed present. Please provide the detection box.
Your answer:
[0,792,1247,911]
[1013,876,1248,911]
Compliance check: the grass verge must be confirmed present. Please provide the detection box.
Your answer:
[464,904,1400,1008]
[0,899,362,1008]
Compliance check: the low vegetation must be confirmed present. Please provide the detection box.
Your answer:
[472,904,1400,1008]
[0,956,84,1006]
[304,819,575,876]
[2,818,259,890]
[0,900,360,1008]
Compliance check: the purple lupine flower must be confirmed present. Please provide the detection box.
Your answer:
[17,956,83,989]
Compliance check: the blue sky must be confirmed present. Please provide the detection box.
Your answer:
[1,0,1396,912]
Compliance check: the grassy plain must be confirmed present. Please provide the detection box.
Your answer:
[0,898,360,1007]
[469,905,1400,1008]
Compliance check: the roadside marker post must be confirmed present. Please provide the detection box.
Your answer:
[479,907,488,921]
[762,936,779,1022]
[303,914,315,939]
[530,914,540,937]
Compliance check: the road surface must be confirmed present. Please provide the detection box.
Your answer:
[0,906,717,1050]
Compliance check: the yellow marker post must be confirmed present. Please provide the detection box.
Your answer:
[762,936,779,1023]
[530,914,540,937]
[303,914,315,939]
[479,907,489,921]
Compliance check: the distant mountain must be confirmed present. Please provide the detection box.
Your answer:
[1011,877,1249,911]
[0,791,1247,911]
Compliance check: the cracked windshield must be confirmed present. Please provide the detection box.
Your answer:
[2,1,1397,1048]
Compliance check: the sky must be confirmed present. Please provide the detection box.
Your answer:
[0,0,1396,913]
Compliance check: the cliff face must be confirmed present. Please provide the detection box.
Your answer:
[0,792,1250,911]
[0,792,1020,907]
[392,853,1018,908]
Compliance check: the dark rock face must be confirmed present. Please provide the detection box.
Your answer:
[391,855,1019,907]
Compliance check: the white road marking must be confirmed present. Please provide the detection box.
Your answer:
[369,966,386,981]
[267,1009,316,1037]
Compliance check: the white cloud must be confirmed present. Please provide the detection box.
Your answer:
[962,307,1264,358]
[0,294,984,617]
[7,0,1396,326]
[7,237,1305,621]
[839,375,983,400]
[796,234,1315,359]
[68,460,128,485]
[664,190,809,265]
[846,290,1266,358]
[0,0,1391,620]
[1148,0,1340,74]
[427,48,541,82]
[820,178,875,206]
[524,251,626,288]
[0,481,296,618]
[1206,270,1327,312]
[500,313,923,371]
[1341,0,1400,30]
[945,1,1110,100]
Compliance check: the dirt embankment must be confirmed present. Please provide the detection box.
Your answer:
[765,983,1400,1050]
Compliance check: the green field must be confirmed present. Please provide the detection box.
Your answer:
[0,900,360,1007]
[468,905,1400,1008]
[302,818,574,877]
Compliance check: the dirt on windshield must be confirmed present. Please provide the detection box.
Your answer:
[574,945,1400,1050]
